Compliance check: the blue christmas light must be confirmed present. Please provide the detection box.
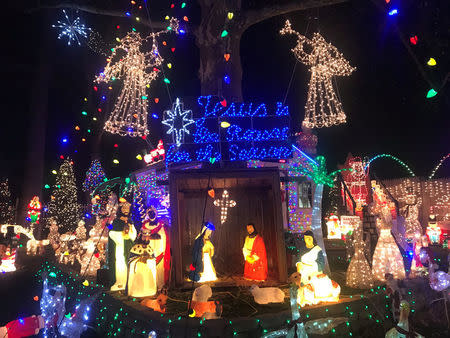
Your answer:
[179,29,186,35]
[225,125,289,142]
[152,113,159,119]
[196,144,221,162]
[229,144,292,161]
[223,75,231,84]
[388,9,398,16]
[125,12,131,17]
[193,119,219,143]
[62,138,68,143]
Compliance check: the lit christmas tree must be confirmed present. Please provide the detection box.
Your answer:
[47,159,81,233]
[82,159,107,193]
[0,179,14,223]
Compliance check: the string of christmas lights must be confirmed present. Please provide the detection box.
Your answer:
[428,153,450,179]
[365,154,416,177]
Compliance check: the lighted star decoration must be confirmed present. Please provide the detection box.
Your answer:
[214,190,236,224]
[280,20,355,129]
[52,10,91,46]
[162,98,195,147]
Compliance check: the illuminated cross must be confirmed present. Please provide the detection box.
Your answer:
[214,190,236,224]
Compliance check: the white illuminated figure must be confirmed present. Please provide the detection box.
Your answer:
[280,20,355,129]
[296,231,340,306]
[372,206,406,281]
[128,207,167,297]
[400,188,422,240]
[108,200,136,291]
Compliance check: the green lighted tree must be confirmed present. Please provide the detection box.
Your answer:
[290,153,352,274]
[47,159,81,233]
[0,179,15,223]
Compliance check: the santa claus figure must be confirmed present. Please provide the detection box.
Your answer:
[243,223,268,281]
[27,196,42,224]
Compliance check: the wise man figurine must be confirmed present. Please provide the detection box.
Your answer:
[243,223,268,281]
[108,199,136,291]
[127,206,169,297]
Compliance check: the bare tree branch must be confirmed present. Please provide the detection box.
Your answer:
[26,1,167,30]
[243,0,348,29]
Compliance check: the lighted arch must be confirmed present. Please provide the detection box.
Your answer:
[428,153,450,179]
[365,154,415,177]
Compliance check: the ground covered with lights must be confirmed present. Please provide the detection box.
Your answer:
[1,252,450,337]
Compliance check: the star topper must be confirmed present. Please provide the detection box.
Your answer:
[214,190,236,224]
[162,98,195,147]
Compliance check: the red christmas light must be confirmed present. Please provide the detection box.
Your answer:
[410,35,418,45]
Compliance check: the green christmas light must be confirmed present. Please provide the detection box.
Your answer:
[426,89,437,98]
[181,2,186,8]
[164,78,170,84]
[81,111,87,116]
[44,184,50,189]
[221,30,228,38]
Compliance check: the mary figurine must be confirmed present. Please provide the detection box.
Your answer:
[189,222,217,282]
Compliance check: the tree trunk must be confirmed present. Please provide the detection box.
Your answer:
[196,32,243,101]
[194,1,245,101]
[311,184,330,274]
[20,11,51,236]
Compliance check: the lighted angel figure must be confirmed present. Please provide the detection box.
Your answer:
[280,20,355,128]
[95,19,179,137]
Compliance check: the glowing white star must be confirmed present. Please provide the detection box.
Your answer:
[162,98,195,147]
[52,10,91,46]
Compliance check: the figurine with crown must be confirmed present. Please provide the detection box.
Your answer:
[127,206,170,297]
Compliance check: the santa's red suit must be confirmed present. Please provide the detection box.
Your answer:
[0,315,44,338]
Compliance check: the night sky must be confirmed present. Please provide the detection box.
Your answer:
[1,0,449,202]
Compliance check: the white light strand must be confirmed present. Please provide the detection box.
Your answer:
[346,221,374,288]
[214,190,236,224]
[162,98,195,146]
[52,10,91,46]
[280,20,355,129]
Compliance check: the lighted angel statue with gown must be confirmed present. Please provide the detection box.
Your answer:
[280,20,355,128]
[372,206,406,281]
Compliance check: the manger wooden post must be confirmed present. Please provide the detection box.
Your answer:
[272,169,288,282]
[169,171,183,286]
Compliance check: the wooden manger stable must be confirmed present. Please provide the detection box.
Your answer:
[169,167,288,286]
